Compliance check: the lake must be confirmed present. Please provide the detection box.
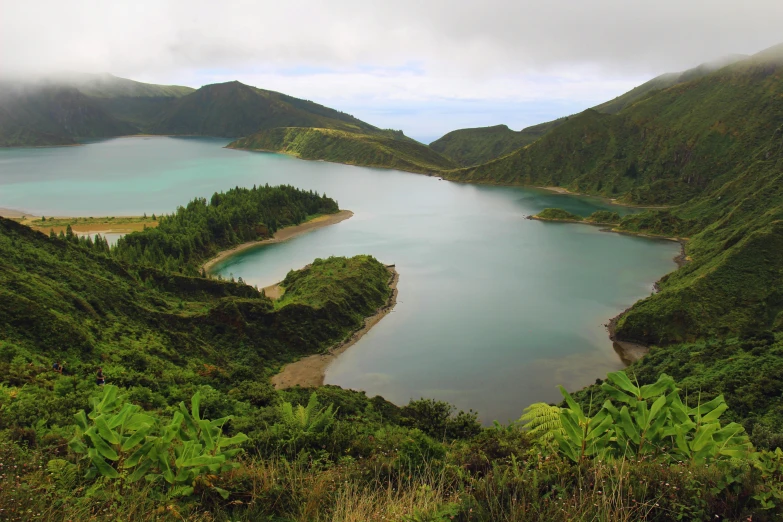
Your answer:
[0,137,680,422]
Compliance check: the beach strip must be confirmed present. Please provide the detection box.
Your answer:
[271,266,399,389]
[201,209,353,273]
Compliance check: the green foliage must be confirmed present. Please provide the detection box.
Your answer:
[586,210,621,223]
[69,385,247,499]
[113,184,338,274]
[270,392,337,454]
[518,402,563,444]
[533,208,584,221]
[399,398,482,441]
[229,127,456,174]
[556,371,752,464]
[0,214,392,438]
[753,448,783,510]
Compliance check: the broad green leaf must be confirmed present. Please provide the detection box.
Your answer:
[214,487,230,500]
[191,392,201,422]
[179,402,198,437]
[639,375,674,399]
[74,410,89,432]
[125,413,156,432]
[618,406,640,445]
[560,411,583,446]
[692,422,719,452]
[701,402,729,424]
[127,458,153,482]
[689,395,724,418]
[95,416,120,445]
[606,371,640,397]
[600,384,635,405]
[86,428,119,461]
[124,440,154,468]
[199,419,215,450]
[96,385,119,414]
[121,426,151,452]
[108,403,136,430]
[558,386,585,419]
[68,437,88,454]
[88,448,119,479]
[218,433,248,448]
[180,455,225,468]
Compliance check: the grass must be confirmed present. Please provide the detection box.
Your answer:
[229,127,456,174]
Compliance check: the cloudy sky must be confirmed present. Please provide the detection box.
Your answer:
[2,0,781,142]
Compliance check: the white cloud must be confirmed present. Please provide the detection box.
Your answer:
[2,0,781,137]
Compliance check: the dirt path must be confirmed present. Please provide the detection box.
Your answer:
[271,266,399,390]
[201,210,353,273]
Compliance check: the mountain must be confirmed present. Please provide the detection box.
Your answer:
[592,54,747,114]
[49,72,196,127]
[0,84,137,146]
[0,74,195,146]
[429,120,566,167]
[431,55,748,167]
[447,46,783,205]
[46,71,194,98]
[487,45,783,360]
[147,81,383,137]
[228,127,456,173]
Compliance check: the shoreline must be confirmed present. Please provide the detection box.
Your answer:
[270,266,399,389]
[202,210,354,273]
[606,239,688,364]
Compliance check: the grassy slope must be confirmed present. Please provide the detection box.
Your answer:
[0,217,391,419]
[0,85,138,146]
[430,55,748,167]
[228,127,457,173]
[147,81,383,137]
[428,121,565,167]
[447,47,783,206]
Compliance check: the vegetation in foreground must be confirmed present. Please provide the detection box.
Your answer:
[228,127,456,174]
[2,185,783,520]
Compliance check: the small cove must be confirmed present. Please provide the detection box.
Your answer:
[0,137,680,422]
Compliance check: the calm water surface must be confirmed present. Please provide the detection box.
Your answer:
[0,137,680,422]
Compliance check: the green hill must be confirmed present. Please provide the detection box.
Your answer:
[0,84,138,146]
[0,74,196,146]
[147,81,382,137]
[228,127,457,173]
[430,55,747,167]
[0,187,392,428]
[446,45,783,205]
[446,46,783,430]
[428,121,566,167]
[593,54,747,114]
[48,71,194,98]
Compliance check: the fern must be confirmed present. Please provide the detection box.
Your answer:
[519,403,563,443]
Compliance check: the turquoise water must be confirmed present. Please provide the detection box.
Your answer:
[0,137,680,422]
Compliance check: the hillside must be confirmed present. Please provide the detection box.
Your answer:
[228,126,457,173]
[0,84,137,146]
[4,211,782,521]
[430,55,747,167]
[0,74,196,146]
[428,121,565,167]
[47,71,194,98]
[447,45,783,205]
[0,203,392,428]
[147,81,383,137]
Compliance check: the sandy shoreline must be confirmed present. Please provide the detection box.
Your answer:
[271,266,399,390]
[201,210,353,273]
